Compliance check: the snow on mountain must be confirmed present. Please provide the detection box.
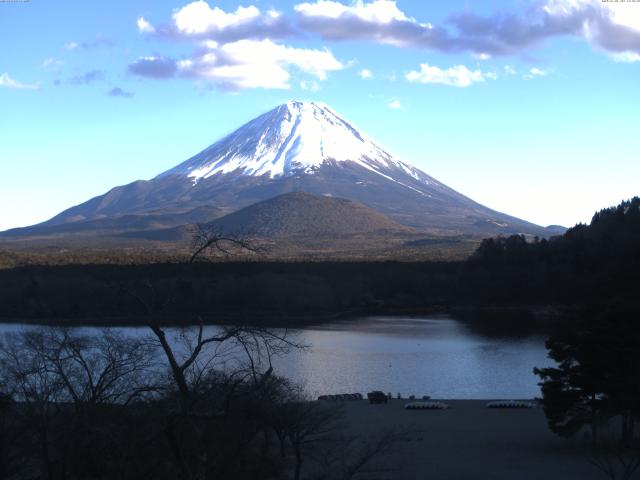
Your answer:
[7,100,549,238]
[158,101,434,189]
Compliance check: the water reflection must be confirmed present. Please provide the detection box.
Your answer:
[0,316,552,399]
[274,316,551,399]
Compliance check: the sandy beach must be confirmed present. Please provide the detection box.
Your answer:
[339,399,603,480]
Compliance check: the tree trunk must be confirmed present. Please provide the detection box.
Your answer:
[293,444,302,480]
[590,395,598,446]
[261,429,271,456]
[621,411,634,448]
[165,416,192,480]
[40,429,55,480]
[149,325,191,409]
[0,434,6,480]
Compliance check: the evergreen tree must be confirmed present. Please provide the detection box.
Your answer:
[535,306,640,444]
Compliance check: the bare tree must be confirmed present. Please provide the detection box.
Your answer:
[315,428,412,480]
[0,327,161,480]
[0,390,19,480]
[25,327,158,408]
[189,223,260,264]
[270,396,411,480]
[0,331,66,480]
[124,283,302,411]
[588,426,640,480]
[278,400,344,480]
[122,273,305,480]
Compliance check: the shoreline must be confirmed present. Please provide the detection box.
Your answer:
[0,303,566,329]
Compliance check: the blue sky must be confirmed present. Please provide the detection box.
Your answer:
[0,0,638,231]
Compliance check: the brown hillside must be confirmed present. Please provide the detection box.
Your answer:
[209,191,413,238]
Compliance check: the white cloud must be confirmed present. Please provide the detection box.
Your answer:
[406,63,495,88]
[137,17,156,34]
[611,51,640,63]
[175,39,344,90]
[173,2,261,34]
[295,0,436,48]
[42,57,63,68]
[563,0,640,32]
[0,73,39,90]
[504,65,517,75]
[63,36,113,50]
[359,68,373,79]
[300,80,321,91]
[294,0,640,61]
[143,2,293,43]
[388,99,401,109]
[131,3,342,91]
[295,0,409,23]
[523,67,548,79]
[472,53,491,61]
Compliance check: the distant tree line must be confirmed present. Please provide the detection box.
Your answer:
[0,199,638,329]
[0,261,462,326]
[466,197,640,304]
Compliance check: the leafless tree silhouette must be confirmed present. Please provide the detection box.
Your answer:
[189,223,261,264]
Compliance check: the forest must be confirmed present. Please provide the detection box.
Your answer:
[0,197,637,328]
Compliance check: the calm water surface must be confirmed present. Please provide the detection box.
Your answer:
[0,316,552,399]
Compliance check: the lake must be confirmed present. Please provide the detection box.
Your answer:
[0,316,552,399]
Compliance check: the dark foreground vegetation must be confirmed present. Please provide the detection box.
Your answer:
[0,198,638,479]
[0,325,408,480]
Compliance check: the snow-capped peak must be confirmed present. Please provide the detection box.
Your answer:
[158,100,431,186]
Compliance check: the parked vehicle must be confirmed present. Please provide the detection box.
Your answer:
[367,390,388,404]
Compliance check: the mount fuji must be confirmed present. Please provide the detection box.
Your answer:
[2,101,553,245]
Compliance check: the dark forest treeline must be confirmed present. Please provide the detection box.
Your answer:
[0,197,638,326]
[0,261,461,325]
[468,197,640,305]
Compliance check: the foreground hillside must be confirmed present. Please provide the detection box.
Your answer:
[0,190,483,262]
[207,192,412,237]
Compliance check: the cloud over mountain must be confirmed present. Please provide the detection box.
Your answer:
[294,0,640,58]
[129,0,640,91]
[406,63,497,88]
[132,2,343,90]
[138,2,293,42]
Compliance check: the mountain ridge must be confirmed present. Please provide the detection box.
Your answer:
[1,101,557,243]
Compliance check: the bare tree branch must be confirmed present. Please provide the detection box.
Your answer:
[189,223,262,264]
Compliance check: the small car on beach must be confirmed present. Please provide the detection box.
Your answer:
[367,390,388,404]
